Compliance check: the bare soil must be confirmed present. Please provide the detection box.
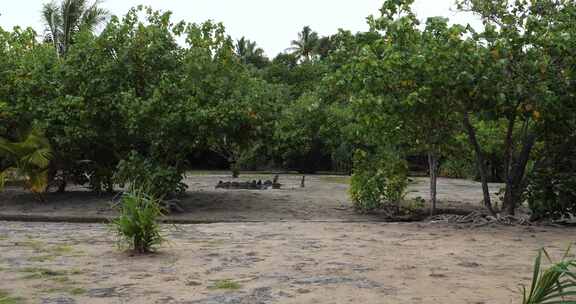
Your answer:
[0,174,503,222]
[0,221,573,304]
[1,173,571,304]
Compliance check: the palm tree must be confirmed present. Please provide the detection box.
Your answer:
[0,127,53,195]
[315,36,333,59]
[42,0,109,57]
[287,26,319,62]
[235,37,268,68]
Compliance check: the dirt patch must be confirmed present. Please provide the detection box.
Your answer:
[0,174,502,223]
[0,221,573,303]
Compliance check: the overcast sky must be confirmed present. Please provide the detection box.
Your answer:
[0,0,482,57]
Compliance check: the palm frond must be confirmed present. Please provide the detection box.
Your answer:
[42,1,63,44]
[80,2,109,33]
[23,148,52,169]
[522,247,576,304]
[0,170,6,191]
[0,126,52,194]
[26,170,49,194]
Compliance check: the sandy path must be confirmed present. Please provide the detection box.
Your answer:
[0,221,572,304]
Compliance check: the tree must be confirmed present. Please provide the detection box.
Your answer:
[455,0,576,215]
[315,36,334,60]
[287,26,319,62]
[42,0,109,57]
[334,1,463,214]
[235,37,268,68]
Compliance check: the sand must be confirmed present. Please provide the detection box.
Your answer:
[1,173,572,303]
[0,174,503,222]
[0,221,573,304]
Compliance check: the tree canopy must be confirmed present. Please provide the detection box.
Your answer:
[1,0,574,219]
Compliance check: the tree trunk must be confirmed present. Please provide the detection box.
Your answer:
[503,113,517,182]
[428,152,439,215]
[463,112,496,216]
[230,159,240,178]
[501,133,536,215]
[57,179,67,193]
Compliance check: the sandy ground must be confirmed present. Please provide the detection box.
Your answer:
[0,174,503,222]
[0,221,574,304]
[0,174,574,303]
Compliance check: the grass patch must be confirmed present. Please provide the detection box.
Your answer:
[43,286,86,296]
[50,245,74,255]
[17,240,45,251]
[209,279,241,290]
[202,239,227,247]
[0,290,24,304]
[19,267,68,280]
[69,269,83,275]
[27,255,56,263]
[0,235,8,241]
[17,241,78,256]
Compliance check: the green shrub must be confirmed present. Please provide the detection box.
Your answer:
[111,186,165,254]
[521,247,576,304]
[440,158,475,179]
[526,135,576,221]
[209,279,241,290]
[113,152,187,199]
[349,149,408,212]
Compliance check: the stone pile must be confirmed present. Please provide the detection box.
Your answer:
[215,179,281,190]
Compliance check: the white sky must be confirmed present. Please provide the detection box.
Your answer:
[0,0,482,57]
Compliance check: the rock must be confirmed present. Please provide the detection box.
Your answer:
[184,287,274,304]
[41,297,76,304]
[163,199,185,213]
[185,279,202,286]
[293,276,355,285]
[458,261,481,268]
[87,287,120,298]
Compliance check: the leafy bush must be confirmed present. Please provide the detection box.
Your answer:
[521,247,576,304]
[527,137,576,221]
[111,186,165,254]
[349,149,408,212]
[440,158,475,179]
[113,152,187,199]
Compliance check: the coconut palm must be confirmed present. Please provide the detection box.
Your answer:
[315,36,334,59]
[42,0,109,57]
[287,26,320,62]
[235,37,268,68]
[0,127,53,195]
[522,247,576,304]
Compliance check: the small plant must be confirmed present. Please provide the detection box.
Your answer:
[0,290,23,304]
[43,286,86,296]
[521,247,576,304]
[111,186,165,254]
[114,151,187,199]
[350,149,408,212]
[19,267,68,280]
[210,279,241,290]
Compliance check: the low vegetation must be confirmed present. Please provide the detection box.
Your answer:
[209,279,242,290]
[0,290,23,304]
[111,186,165,254]
[522,248,576,304]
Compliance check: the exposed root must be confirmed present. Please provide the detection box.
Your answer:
[428,211,532,227]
